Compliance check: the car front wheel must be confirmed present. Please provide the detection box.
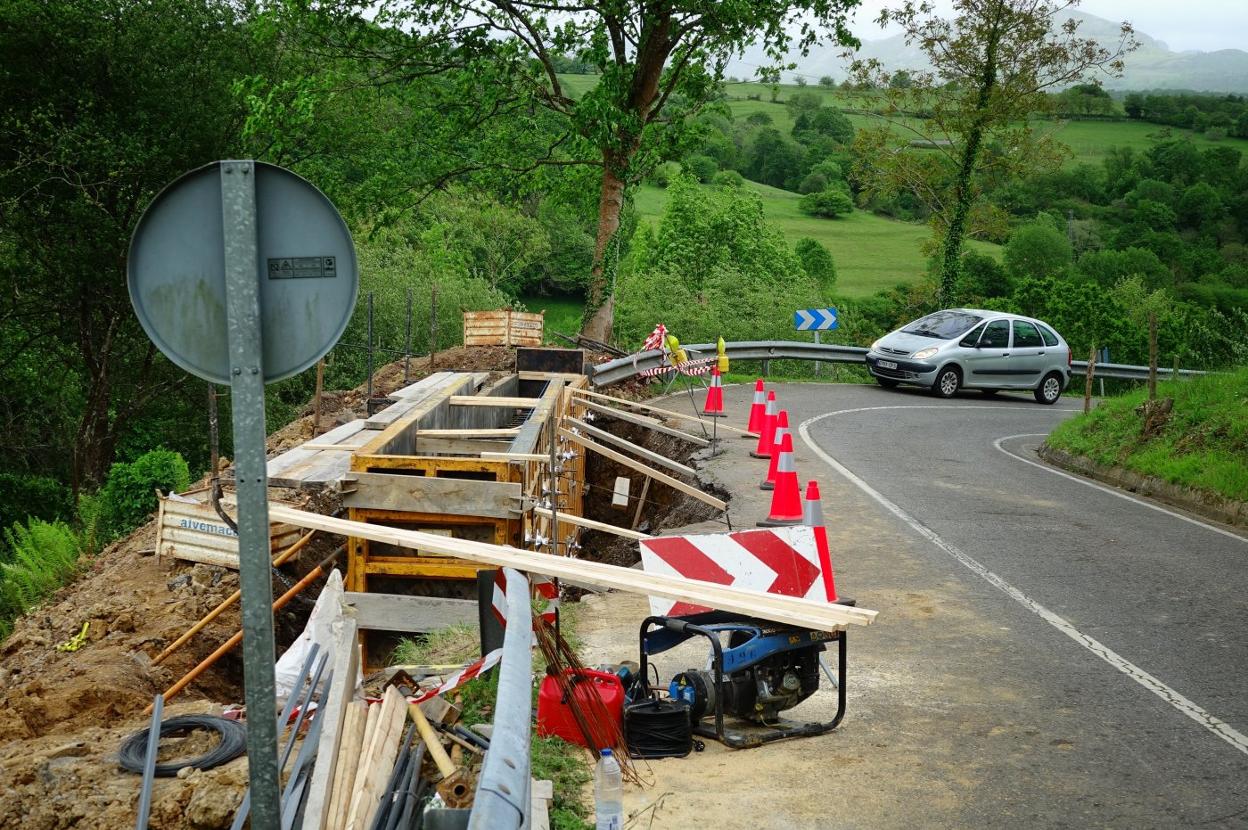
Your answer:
[932,366,961,399]
[1034,372,1063,405]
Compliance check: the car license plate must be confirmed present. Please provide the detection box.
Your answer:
[878,360,897,370]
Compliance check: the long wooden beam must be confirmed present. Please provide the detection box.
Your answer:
[416,428,520,438]
[559,427,726,512]
[573,387,758,437]
[528,506,651,541]
[266,505,876,631]
[573,399,710,447]
[449,395,541,408]
[564,417,696,478]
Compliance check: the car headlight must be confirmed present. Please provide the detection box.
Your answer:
[870,339,883,352]
[912,347,939,360]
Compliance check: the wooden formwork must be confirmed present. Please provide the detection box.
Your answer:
[462,309,543,347]
[343,371,589,597]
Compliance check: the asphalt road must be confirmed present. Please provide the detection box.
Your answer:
[790,382,1248,826]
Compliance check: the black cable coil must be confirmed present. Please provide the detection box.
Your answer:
[625,698,696,759]
[118,715,248,777]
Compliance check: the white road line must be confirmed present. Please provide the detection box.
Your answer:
[994,433,1247,545]
[799,407,1248,758]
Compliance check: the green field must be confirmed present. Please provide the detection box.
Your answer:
[634,180,999,298]
[519,294,584,340]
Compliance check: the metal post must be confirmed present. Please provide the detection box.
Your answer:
[219,160,280,829]
[467,568,532,830]
[814,330,821,378]
[429,283,438,371]
[366,291,375,402]
[404,288,413,383]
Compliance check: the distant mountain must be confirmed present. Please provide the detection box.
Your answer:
[729,10,1248,94]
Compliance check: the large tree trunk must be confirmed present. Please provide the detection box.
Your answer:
[938,125,985,304]
[581,161,627,343]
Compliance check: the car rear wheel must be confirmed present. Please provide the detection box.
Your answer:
[931,366,961,399]
[876,376,899,389]
[1034,372,1063,405]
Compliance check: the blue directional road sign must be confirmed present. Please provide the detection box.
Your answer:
[795,307,838,331]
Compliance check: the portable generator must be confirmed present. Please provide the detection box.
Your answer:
[635,610,849,749]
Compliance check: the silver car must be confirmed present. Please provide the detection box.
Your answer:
[865,309,1072,404]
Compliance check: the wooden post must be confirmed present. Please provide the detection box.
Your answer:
[1148,310,1158,401]
[1172,354,1180,385]
[1084,346,1096,414]
[429,283,438,371]
[504,308,512,347]
[314,359,325,435]
[404,287,413,383]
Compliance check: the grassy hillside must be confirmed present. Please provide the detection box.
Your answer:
[634,180,999,298]
[1046,367,1248,501]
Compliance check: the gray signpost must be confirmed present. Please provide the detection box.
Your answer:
[129,160,357,829]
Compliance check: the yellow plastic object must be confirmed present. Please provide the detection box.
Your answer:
[666,334,688,365]
[717,336,729,373]
[55,622,89,653]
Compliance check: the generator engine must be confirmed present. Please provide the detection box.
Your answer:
[670,637,821,723]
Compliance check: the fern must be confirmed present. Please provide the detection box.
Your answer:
[0,518,83,641]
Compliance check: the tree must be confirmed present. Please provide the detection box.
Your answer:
[1004,220,1072,281]
[794,237,837,292]
[793,107,855,146]
[314,1,862,343]
[799,188,855,218]
[1177,182,1225,229]
[785,90,824,120]
[1112,275,1171,400]
[848,1,1137,304]
[889,70,913,89]
[819,75,836,88]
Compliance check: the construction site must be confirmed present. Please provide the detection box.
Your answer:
[0,314,877,830]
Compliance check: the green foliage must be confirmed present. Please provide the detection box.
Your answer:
[1003,220,1073,280]
[960,250,1011,299]
[0,474,72,532]
[1177,182,1224,229]
[683,154,719,183]
[1046,367,1248,501]
[794,238,837,294]
[799,188,855,218]
[0,519,82,641]
[712,169,745,188]
[532,735,593,830]
[98,449,190,541]
[617,176,822,346]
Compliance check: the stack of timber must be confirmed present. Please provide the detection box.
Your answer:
[462,309,543,347]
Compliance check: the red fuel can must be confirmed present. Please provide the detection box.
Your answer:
[536,668,625,746]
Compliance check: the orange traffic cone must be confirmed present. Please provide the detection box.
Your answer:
[802,480,838,602]
[761,410,789,490]
[750,391,778,459]
[702,368,725,417]
[745,379,766,435]
[758,432,802,526]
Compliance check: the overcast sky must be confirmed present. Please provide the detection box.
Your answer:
[846,1,1248,53]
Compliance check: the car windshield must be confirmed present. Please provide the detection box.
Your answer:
[901,311,983,339]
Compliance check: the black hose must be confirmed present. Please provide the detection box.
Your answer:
[118,715,247,777]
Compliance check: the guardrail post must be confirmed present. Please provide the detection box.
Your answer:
[468,567,532,830]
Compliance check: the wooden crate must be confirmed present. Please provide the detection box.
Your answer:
[157,489,303,569]
[463,309,544,347]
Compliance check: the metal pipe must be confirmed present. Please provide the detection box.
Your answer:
[135,694,163,830]
[467,568,533,830]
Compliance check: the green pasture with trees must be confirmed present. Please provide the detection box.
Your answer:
[2,0,1248,622]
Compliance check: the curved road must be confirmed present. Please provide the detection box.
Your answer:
[787,383,1248,825]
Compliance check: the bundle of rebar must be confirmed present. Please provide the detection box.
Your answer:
[532,612,640,784]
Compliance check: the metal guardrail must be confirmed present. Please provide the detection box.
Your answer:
[467,567,532,830]
[589,340,1204,386]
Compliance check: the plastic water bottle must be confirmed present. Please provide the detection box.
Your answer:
[594,748,623,830]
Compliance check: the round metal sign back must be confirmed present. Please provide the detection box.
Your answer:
[128,161,358,384]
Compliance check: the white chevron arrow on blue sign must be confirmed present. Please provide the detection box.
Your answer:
[794,307,838,331]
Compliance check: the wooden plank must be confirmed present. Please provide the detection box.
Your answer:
[364,375,463,430]
[507,379,564,455]
[268,505,877,631]
[416,428,520,438]
[156,545,240,570]
[612,476,630,508]
[518,371,584,381]
[529,506,651,542]
[410,438,513,456]
[343,592,478,633]
[325,702,366,830]
[573,399,710,447]
[531,778,552,830]
[566,417,697,477]
[449,395,541,408]
[304,618,360,830]
[334,702,379,830]
[559,428,726,512]
[343,471,522,519]
[574,387,757,436]
[345,686,406,830]
[479,452,549,463]
[360,374,484,455]
[390,372,455,400]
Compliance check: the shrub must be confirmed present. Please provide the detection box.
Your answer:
[711,169,744,188]
[0,473,72,531]
[648,161,683,188]
[794,238,837,293]
[798,188,854,218]
[99,448,190,540]
[1003,220,1073,280]
[0,519,82,640]
[798,172,829,194]
[682,154,718,183]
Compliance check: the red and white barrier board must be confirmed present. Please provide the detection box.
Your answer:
[638,526,825,617]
